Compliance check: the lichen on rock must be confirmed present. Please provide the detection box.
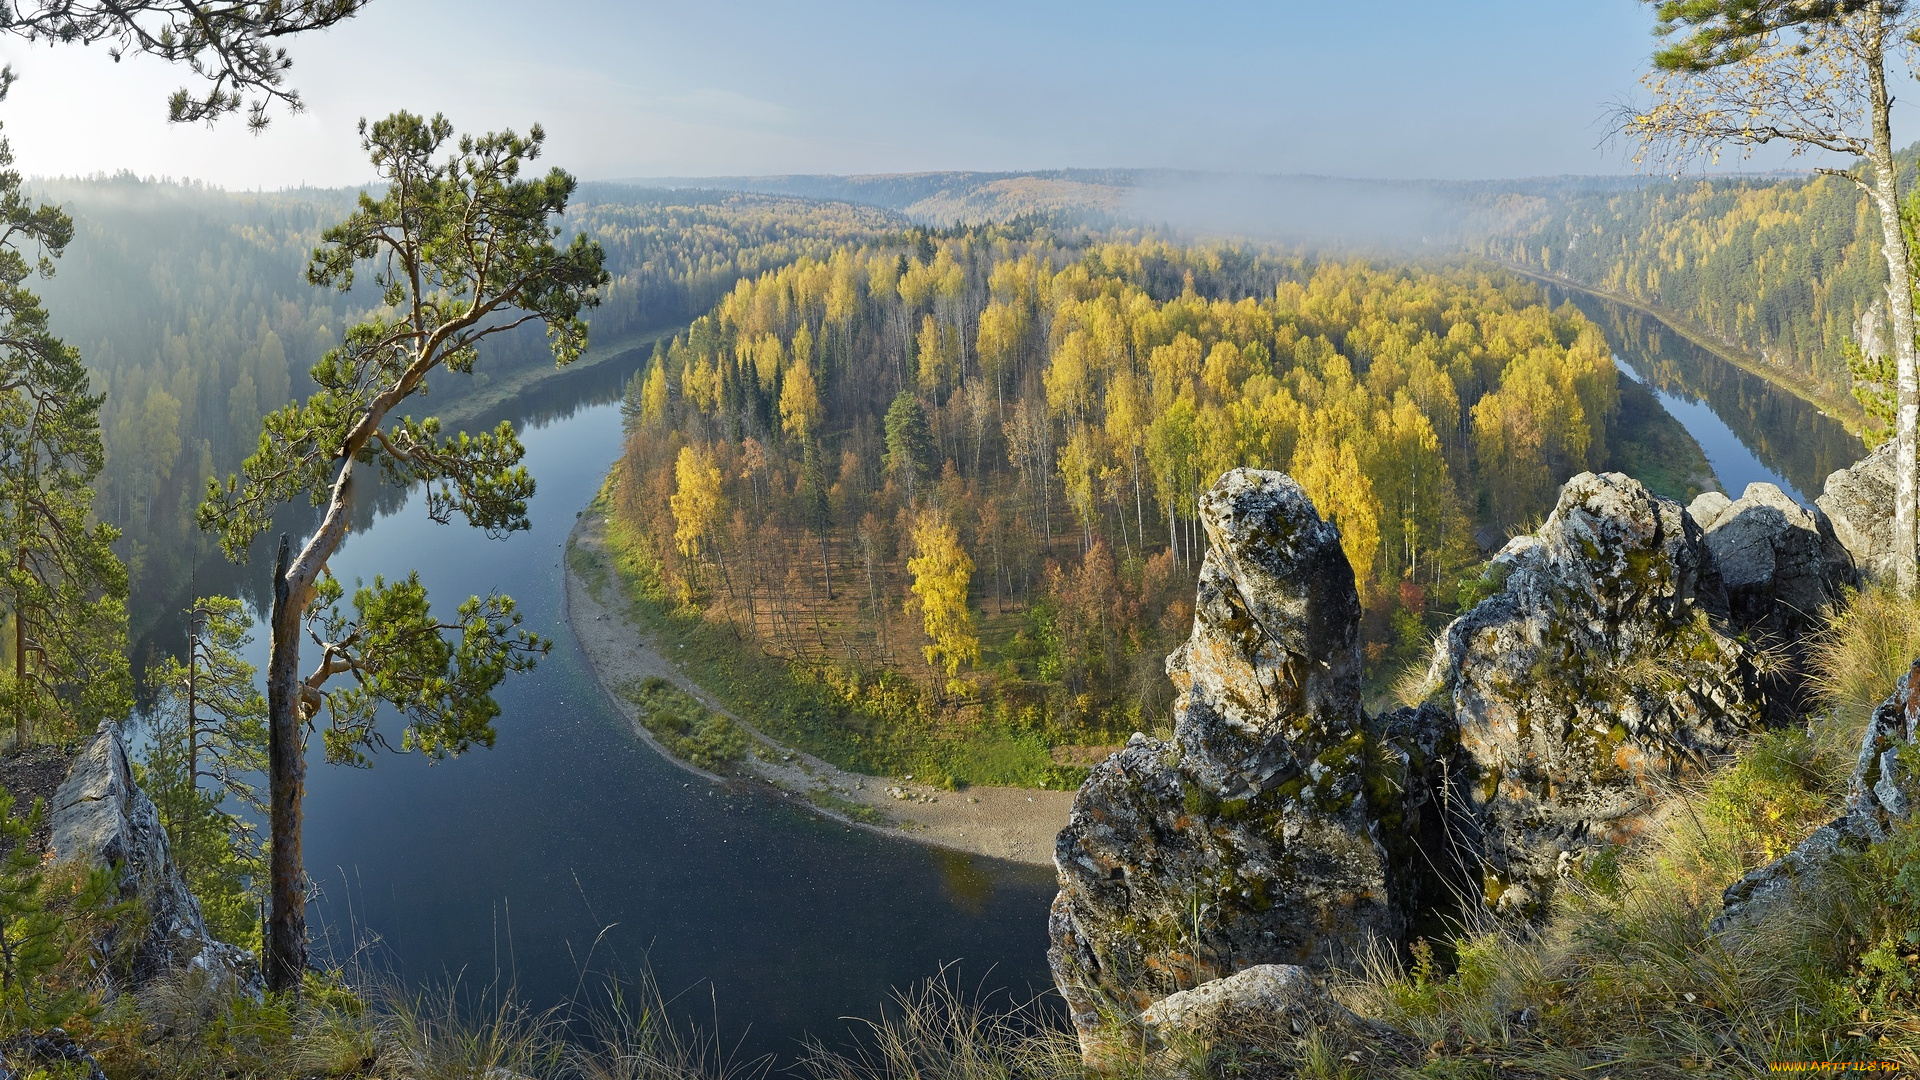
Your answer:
[0,1029,108,1080]
[1048,470,1399,1053]
[1135,964,1418,1070]
[1049,465,1862,1062]
[1167,469,1364,801]
[1430,472,1771,915]
[1817,441,1896,582]
[1694,482,1855,651]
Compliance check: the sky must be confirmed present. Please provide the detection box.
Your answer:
[0,0,1903,191]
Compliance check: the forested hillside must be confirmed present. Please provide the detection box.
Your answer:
[607,226,1620,777]
[633,170,1138,224]
[1484,167,1896,433]
[637,169,1615,240]
[29,176,899,648]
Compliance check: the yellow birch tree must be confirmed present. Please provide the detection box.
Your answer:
[907,510,979,693]
[671,445,726,559]
[780,357,820,440]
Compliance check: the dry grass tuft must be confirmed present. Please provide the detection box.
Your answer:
[1322,582,1920,1076]
[382,981,564,1080]
[799,972,1085,1080]
[1812,582,1920,749]
[567,969,771,1080]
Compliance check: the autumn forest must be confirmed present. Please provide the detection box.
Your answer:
[607,224,1623,779]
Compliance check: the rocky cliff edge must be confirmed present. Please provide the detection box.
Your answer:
[1050,466,1862,1058]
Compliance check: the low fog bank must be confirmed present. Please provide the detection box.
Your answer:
[624,170,1137,215]
[1123,173,1462,249]
[1115,171,1682,252]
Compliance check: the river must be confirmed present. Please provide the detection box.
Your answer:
[199,282,1858,1062]
[1547,285,1865,503]
[233,354,1058,1061]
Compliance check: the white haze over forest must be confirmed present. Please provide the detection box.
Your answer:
[3,0,1908,192]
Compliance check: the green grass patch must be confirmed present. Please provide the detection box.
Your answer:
[618,676,752,773]
[1605,373,1717,504]
[565,532,612,596]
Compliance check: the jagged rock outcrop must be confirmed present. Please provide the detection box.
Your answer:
[1052,467,1861,1062]
[1857,298,1890,369]
[1165,470,1365,800]
[1136,964,1418,1068]
[1690,482,1856,645]
[1817,441,1896,581]
[48,719,259,994]
[1425,472,1774,916]
[1715,661,1920,932]
[1048,470,1396,1050]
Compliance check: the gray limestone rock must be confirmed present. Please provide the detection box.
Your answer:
[1046,462,1883,1065]
[0,1030,107,1080]
[1048,469,1396,1053]
[1167,469,1364,801]
[1699,482,1855,645]
[1857,298,1890,368]
[1137,964,1417,1066]
[48,720,260,994]
[1687,490,1734,532]
[1715,662,1920,933]
[1817,441,1896,581]
[1429,472,1768,916]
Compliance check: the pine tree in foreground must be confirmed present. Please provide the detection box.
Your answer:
[199,111,608,994]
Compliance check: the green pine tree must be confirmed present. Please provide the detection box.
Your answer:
[0,126,129,748]
[138,595,269,949]
[198,111,608,994]
[883,390,934,505]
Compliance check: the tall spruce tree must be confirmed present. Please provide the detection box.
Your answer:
[883,390,934,505]
[140,595,268,946]
[198,111,607,994]
[0,128,129,746]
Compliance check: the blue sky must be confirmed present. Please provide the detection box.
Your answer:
[0,0,1898,189]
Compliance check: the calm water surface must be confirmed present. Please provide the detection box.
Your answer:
[1553,286,1865,503]
[231,357,1056,1060]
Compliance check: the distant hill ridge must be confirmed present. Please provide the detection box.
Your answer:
[608,168,1681,231]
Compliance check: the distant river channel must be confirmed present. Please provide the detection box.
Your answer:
[1546,284,1865,503]
[227,354,1056,1062]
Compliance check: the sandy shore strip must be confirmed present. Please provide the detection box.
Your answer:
[563,506,1076,867]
